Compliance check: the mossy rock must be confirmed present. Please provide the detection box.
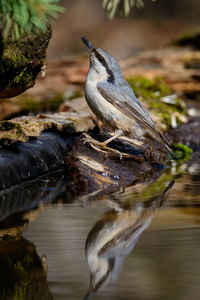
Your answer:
[0,20,52,98]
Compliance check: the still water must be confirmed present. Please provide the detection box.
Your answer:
[1,167,200,300]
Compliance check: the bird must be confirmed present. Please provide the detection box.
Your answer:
[81,36,175,159]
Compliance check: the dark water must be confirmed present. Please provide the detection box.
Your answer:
[1,166,200,300]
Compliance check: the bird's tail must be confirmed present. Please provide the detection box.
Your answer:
[155,129,175,159]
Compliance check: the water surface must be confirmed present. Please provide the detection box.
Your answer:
[17,170,200,300]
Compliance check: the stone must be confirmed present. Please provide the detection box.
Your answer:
[0,111,97,141]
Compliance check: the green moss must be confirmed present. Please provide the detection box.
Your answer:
[22,93,64,112]
[127,76,171,99]
[68,90,82,100]
[1,43,33,90]
[0,27,51,93]
[126,76,186,127]
[24,98,43,111]
[49,93,65,110]
[172,143,193,163]
[0,121,21,132]
[0,121,28,142]
[2,42,34,89]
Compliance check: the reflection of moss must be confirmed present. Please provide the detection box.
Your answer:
[1,228,23,241]
[0,238,51,300]
[126,76,186,127]
[139,172,173,200]
[13,281,31,300]
[2,251,35,299]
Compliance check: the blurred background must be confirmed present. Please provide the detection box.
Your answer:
[1,2,200,300]
[47,0,200,60]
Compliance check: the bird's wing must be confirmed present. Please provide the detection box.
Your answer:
[97,80,171,149]
[98,80,154,125]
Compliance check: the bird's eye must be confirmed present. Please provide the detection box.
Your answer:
[98,56,104,63]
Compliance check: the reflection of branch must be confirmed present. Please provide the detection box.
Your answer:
[84,180,174,299]
[103,0,156,19]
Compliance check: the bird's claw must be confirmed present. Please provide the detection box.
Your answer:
[82,134,123,159]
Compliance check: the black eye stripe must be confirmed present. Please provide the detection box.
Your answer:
[93,49,115,84]
[93,49,105,63]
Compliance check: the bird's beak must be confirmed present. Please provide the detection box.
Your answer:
[81,36,95,52]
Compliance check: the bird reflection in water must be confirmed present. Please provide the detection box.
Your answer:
[84,180,175,300]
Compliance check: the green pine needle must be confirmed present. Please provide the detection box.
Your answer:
[0,0,65,40]
[103,0,156,19]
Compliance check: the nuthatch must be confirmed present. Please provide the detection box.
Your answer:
[81,36,175,159]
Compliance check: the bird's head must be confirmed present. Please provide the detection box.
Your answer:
[81,36,122,83]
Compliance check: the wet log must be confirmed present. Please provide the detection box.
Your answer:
[66,132,168,199]
[0,132,73,190]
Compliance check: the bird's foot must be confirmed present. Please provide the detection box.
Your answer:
[82,133,123,159]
